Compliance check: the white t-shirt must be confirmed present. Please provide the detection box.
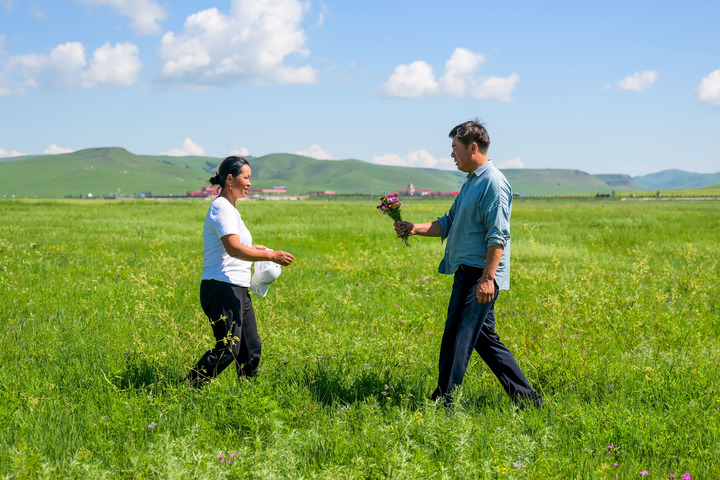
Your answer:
[201,196,253,286]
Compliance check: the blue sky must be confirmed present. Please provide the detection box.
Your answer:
[1,0,719,176]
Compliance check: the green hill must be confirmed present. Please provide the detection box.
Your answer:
[0,148,466,198]
[0,147,697,198]
[500,169,636,196]
[0,147,215,198]
[249,153,465,195]
[633,169,720,190]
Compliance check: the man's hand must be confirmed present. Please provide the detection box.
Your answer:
[394,221,414,238]
[476,277,495,304]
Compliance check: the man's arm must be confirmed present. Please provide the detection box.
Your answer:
[476,244,503,303]
[394,220,441,238]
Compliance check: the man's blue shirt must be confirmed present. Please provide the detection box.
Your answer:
[437,161,512,290]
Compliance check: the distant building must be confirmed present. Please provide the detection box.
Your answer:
[408,183,415,196]
[188,185,220,197]
[309,191,336,196]
[249,188,287,194]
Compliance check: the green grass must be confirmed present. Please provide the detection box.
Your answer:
[1,198,718,479]
[616,184,720,198]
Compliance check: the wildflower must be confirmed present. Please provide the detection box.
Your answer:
[377,192,410,246]
[148,421,157,430]
[641,471,649,476]
[512,461,526,468]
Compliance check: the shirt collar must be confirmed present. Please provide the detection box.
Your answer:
[467,159,492,180]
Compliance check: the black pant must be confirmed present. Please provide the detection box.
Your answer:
[432,265,541,407]
[188,279,261,387]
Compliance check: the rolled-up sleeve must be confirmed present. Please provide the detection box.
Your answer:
[438,214,452,242]
[484,195,511,248]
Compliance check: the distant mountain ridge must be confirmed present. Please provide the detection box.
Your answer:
[0,147,716,198]
[631,169,720,190]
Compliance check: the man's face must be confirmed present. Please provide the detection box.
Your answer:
[451,137,474,173]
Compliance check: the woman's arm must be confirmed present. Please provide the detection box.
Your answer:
[221,234,294,266]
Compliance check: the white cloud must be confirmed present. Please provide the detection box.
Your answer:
[76,0,167,35]
[0,41,141,95]
[379,48,517,101]
[495,157,525,169]
[379,61,438,97]
[617,70,659,92]
[228,147,250,157]
[373,150,455,170]
[295,144,332,160]
[0,147,25,157]
[44,145,74,154]
[698,69,720,106]
[471,74,520,102]
[82,42,142,88]
[158,0,317,87]
[439,48,485,97]
[161,138,205,157]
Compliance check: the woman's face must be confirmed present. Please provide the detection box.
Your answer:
[230,164,252,198]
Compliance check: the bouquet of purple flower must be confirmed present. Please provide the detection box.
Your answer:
[377,192,410,246]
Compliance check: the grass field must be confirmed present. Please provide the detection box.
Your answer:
[1,198,718,479]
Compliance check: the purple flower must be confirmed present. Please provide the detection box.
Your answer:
[641,471,649,476]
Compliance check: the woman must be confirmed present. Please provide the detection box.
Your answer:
[188,155,294,388]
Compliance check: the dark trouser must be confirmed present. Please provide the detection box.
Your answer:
[188,279,261,387]
[432,265,541,407]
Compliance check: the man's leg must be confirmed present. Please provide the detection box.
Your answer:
[433,266,494,403]
[474,306,542,407]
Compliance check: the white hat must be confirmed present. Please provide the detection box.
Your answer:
[250,260,282,297]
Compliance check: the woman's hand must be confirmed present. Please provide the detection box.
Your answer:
[270,250,294,266]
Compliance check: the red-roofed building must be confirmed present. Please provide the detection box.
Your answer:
[188,185,220,197]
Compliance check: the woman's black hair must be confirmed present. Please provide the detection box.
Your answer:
[209,156,250,187]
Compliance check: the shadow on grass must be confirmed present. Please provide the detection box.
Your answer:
[111,351,185,391]
[294,356,429,409]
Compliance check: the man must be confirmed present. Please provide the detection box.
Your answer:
[394,120,542,408]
